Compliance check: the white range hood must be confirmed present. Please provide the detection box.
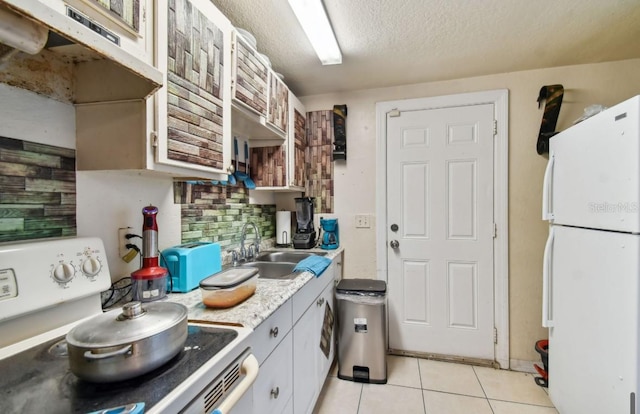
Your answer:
[0,0,162,102]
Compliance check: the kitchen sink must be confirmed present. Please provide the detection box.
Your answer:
[253,251,327,264]
[240,262,298,280]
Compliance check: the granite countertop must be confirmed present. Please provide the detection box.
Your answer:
[167,247,343,329]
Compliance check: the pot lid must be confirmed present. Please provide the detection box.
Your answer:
[66,301,187,348]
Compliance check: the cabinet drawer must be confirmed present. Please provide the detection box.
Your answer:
[292,262,335,323]
[253,331,293,414]
[252,299,292,365]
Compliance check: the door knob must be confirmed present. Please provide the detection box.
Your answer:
[390,240,399,249]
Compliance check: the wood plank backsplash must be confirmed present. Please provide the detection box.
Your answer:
[166,0,225,170]
[0,136,76,242]
[175,182,276,249]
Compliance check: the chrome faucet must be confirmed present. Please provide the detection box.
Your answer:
[228,249,239,267]
[240,221,261,260]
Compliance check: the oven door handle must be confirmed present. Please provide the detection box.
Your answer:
[212,354,259,414]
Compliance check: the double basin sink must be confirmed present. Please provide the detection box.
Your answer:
[240,251,327,280]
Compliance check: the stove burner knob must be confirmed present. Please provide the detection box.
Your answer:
[82,257,102,277]
[53,263,75,283]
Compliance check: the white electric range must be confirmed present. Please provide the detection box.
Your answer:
[0,237,256,414]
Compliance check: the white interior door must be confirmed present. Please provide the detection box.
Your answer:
[386,103,495,360]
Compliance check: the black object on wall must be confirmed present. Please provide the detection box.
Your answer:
[536,84,564,155]
[332,104,347,160]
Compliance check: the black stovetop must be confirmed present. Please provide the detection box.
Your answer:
[0,325,238,413]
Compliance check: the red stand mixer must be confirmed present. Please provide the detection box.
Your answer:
[131,205,168,301]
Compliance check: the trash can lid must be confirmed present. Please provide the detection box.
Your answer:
[336,278,386,295]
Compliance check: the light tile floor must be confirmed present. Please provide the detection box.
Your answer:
[313,355,558,414]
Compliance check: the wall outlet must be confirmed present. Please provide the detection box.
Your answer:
[118,227,133,258]
[355,214,371,228]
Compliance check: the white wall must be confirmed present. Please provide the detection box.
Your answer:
[76,171,180,280]
[0,84,180,282]
[300,58,640,364]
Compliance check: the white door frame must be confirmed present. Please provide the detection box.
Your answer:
[375,89,509,369]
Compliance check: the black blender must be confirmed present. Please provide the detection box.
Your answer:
[293,197,316,249]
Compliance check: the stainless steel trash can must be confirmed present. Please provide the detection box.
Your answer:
[336,279,387,384]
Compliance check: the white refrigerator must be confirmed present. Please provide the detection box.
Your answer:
[542,95,640,414]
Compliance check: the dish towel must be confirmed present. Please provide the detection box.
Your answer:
[293,256,332,277]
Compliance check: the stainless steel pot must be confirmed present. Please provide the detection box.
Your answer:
[66,301,188,383]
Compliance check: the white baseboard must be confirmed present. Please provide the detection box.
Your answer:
[510,359,539,374]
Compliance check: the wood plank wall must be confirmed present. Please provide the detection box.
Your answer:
[0,136,76,242]
[306,111,334,213]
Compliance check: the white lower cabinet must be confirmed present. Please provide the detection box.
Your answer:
[282,396,293,414]
[247,259,338,414]
[293,272,336,414]
[315,282,336,387]
[253,331,293,414]
[292,297,318,414]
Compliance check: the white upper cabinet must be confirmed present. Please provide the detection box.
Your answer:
[76,0,233,180]
[267,72,289,135]
[230,30,287,145]
[154,0,232,177]
[249,92,306,191]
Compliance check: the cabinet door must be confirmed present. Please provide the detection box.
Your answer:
[155,0,232,176]
[293,301,319,414]
[251,299,292,365]
[233,36,268,117]
[253,331,293,414]
[316,281,336,385]
[267,73,289,133]
[290,93,307,189]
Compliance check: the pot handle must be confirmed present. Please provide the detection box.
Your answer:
[212,354,259,414]
[84,344,133,360]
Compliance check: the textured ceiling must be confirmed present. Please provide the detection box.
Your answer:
[210,0,640,97]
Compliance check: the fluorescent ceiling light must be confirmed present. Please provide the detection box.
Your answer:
[288,0,342,65]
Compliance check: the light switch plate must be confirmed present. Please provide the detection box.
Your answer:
[355,214,370,228]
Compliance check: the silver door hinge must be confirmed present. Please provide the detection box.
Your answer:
[493,120,498,135]
[151,131,158,148]
[388,109,401,118]
[493,223,497,238]
[494,327,498,344]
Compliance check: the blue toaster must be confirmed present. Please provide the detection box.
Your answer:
[160,242,222,292]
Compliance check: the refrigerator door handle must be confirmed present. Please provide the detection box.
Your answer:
[542,152,555,221]
[542,226,555,327]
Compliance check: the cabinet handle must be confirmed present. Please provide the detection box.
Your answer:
[270,327,279,338]
[270,386,280,399]
[317,297,325,307]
